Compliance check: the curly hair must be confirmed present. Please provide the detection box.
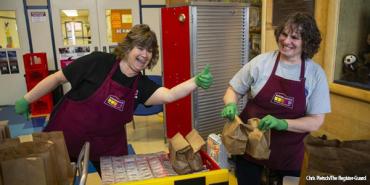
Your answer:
[114,24,159,69]
[274,12,322,59]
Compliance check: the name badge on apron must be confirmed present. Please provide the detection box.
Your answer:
[104,95,125,111]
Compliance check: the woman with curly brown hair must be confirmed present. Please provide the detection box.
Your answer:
[221,13,331,184]
[15,24,213,173]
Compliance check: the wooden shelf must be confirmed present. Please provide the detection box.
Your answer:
[329,83,370,103]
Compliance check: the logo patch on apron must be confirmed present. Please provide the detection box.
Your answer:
[271,92,294,109]
[104,95,125,111]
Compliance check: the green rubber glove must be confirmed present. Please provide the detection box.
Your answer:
[258,115,288,131]
[221,103,238,121]
[195,64,213,89]
[15,97,30,120]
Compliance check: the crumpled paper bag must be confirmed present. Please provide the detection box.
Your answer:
[169,133,193,174]
[245,118,270,159]
[221,116,249,155]
[185,129,205,172]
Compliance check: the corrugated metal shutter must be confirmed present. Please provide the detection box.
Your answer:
[190,5,248,139]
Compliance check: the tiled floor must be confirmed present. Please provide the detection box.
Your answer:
[126,114,168,154]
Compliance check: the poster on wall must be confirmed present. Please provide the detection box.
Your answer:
[58,46,91,68]
[7,51,19,74]
[0,51,10,75]
[111,9,132,43]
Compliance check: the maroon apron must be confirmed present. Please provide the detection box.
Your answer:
[44,61,138,161]
[239,52,307,171]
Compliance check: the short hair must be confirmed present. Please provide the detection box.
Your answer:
[274,12,322,59]
[114,24,159,69]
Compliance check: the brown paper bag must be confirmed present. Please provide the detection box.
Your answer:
[302,135,370,183]
[185,129,205,171]
[1,157,48,185]
[0,121,11,141]
[0,140,58,185]
[185,150,203,172]
[221,116,249,155]
[245,118,270,159]
[185,129,205,153]
[169,133,192,174]
[0,131,72,185]
[33,131,73,183]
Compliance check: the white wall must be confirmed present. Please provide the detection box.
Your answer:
[28,9,55,70]
[0,0,29,105]
[142,1,165,75]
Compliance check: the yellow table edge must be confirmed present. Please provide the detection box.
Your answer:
[112,169,229,185]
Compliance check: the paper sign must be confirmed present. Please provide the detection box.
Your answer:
[0,51,10,74]
[7,51,19,74]
[31,11,47,22]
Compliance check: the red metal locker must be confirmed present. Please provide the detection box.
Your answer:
[161,6,192,138]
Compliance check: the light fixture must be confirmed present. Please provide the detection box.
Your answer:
[62,10,78,17]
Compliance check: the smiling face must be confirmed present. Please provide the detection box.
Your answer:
[274,13,321,60]
[125,46,153,73]
[114,24,159,75]
[278,26,303,62]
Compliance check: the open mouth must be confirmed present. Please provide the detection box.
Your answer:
[136,56,146,64]
[281,45,296,54]
[282,45,293,50]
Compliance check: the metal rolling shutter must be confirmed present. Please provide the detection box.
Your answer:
[191,4,248,139]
